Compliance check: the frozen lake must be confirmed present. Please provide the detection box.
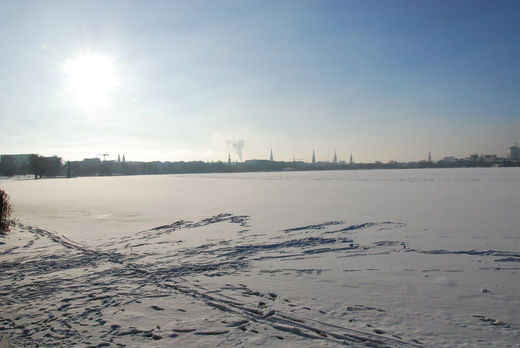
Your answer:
[1,168,519,347]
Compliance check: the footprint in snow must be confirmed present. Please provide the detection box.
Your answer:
[194,330,229,335]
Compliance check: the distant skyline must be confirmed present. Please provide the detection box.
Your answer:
[1,0,519,163]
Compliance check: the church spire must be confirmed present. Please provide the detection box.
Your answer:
[333,149,337,164]
[270,149,273,161]
[312,149,316,164]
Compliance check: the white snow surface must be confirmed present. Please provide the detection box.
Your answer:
[1,168,519,347]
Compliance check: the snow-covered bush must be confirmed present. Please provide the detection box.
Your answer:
[0,189,12,233]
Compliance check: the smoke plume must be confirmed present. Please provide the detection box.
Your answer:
[212,132,245,162]
[229,139,244,162]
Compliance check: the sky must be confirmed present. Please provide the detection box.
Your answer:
[0,0,519,163]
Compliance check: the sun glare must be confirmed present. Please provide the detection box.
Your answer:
[64,52,118,110]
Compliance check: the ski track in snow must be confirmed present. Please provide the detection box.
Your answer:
[1,214,519,347]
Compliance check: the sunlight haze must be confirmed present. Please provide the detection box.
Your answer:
[0,0,519,162]
[64,51,119,110]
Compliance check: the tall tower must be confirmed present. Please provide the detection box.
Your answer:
[349,153,353,165]
[228,153,231,164]
[428,151,432,162]
[270,149,273,161]
[333,149,338,164]
[312,149,316,164]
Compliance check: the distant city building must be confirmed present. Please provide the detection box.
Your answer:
[0,154,33,167]
[228,154,231,164]
[349,153,353,165]
[244,159,271,165]
[481,154,497,163]
[312,149,316,164]
[333,150,337,164]
[82,158,102,165]
[270,149,273,161]
[1,154,63,178]
[509,144,520,161]
[428,151,432,162]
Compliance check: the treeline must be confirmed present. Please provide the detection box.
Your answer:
[0,155,63,178]
[67,159,274,176]
[1,154,518,179]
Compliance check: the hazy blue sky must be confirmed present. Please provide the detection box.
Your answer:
[1,0,519,162]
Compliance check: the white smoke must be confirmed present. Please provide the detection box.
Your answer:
[212,132,245,162]
[229,139,244,162]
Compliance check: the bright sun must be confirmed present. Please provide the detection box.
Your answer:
[64,51,118,110]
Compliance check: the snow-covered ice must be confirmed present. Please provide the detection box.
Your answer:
[1,168,519,347]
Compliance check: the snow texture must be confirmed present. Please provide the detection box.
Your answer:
[0,168,519,347]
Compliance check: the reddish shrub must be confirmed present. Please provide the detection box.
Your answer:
[0,189,12,232]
